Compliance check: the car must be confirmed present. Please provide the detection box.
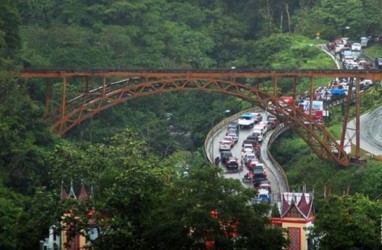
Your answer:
[253,164,266,176]
[219,140,233,151]
[351,42,362,51]
[250,112,263,123]
[254,175,267,188]
[279,96,295,107]
[222,136,236,146]
[226,127,238,136]
[361,79,373,86]
[243,152,257,164]
[242,138,257,148]
[257,189,271,203]
[247,159,259,171]
[225,157,240,172]
[238,113,256,129]
[253,164,267,187]
[331,88,346,96]
[342,55,355,63]
[227,122,240,135]
[226,132,238,144]
[375,57,382,68]
[267,118,279,130]
[220,151,233,164]
[345,61,360,70]
[255,133,264,143]
[339,48,352,60]
[242,171,254,183]
[252,125,265,136]
[360,37,369,48]
[242,144,254,155]
[246,134,259,141]
[259,180,272,193]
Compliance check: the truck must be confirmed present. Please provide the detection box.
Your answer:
[238,113,256,129]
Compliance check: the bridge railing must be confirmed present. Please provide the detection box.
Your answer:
[265,124,290,192]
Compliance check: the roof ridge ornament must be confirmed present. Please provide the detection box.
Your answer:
[68,179,77,199]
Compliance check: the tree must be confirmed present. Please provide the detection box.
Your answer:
[311,194,382,250]
[358,161,382,199]
[0,0,21,67]
[144,165,288,249]
[0,75,55,193]
[0,183,25,250]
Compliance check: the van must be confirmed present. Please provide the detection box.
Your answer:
[360,37,369,48]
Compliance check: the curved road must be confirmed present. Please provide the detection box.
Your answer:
[348,105,382,156]
[319,43,382,158]
[207,112,288,207]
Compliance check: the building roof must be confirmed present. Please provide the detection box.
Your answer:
[61,180,89,201]
[281,192,314,219]
[77,181,88,201]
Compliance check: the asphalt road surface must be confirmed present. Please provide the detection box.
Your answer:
[210,113,282,205]
[347,105,382,156]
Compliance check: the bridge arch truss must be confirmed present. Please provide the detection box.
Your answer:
[19,69,382,167]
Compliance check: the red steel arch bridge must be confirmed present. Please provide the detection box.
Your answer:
[17,69,382,167]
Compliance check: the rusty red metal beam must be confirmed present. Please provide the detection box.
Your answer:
[15,68,377,167]
[17,69,382,81]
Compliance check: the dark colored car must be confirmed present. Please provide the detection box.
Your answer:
[220,151,233,165]
[244,135,259,146]
[242,139,256,148]
[253,165,267,187]
[226,157,240,172]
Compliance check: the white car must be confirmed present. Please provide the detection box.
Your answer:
[242,144,254,155]
[223,135,237,145]
[361,79,373,86]
[250,112,263,123]
[238,113,256,129]
[351,43,361,51]
[219,140,233,151]
[360,37,369,48]
[226,132,238,143]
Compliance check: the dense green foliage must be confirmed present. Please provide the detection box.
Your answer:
[0,0,382,249]
[311,194,382,250]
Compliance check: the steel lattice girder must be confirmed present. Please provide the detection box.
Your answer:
[18,69,373,167]
[43,77,350,167]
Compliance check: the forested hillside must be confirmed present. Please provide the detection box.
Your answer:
[1,0,382,249]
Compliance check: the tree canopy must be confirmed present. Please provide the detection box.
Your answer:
[1,0,382,249]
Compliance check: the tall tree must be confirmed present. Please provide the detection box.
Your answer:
[311,194,382,250]
[0,0,21,67]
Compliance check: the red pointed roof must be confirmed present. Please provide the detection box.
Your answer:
[281,193,290,215]
[296,192,313,218]
[281,192,314,219]
[78,182,88,202]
